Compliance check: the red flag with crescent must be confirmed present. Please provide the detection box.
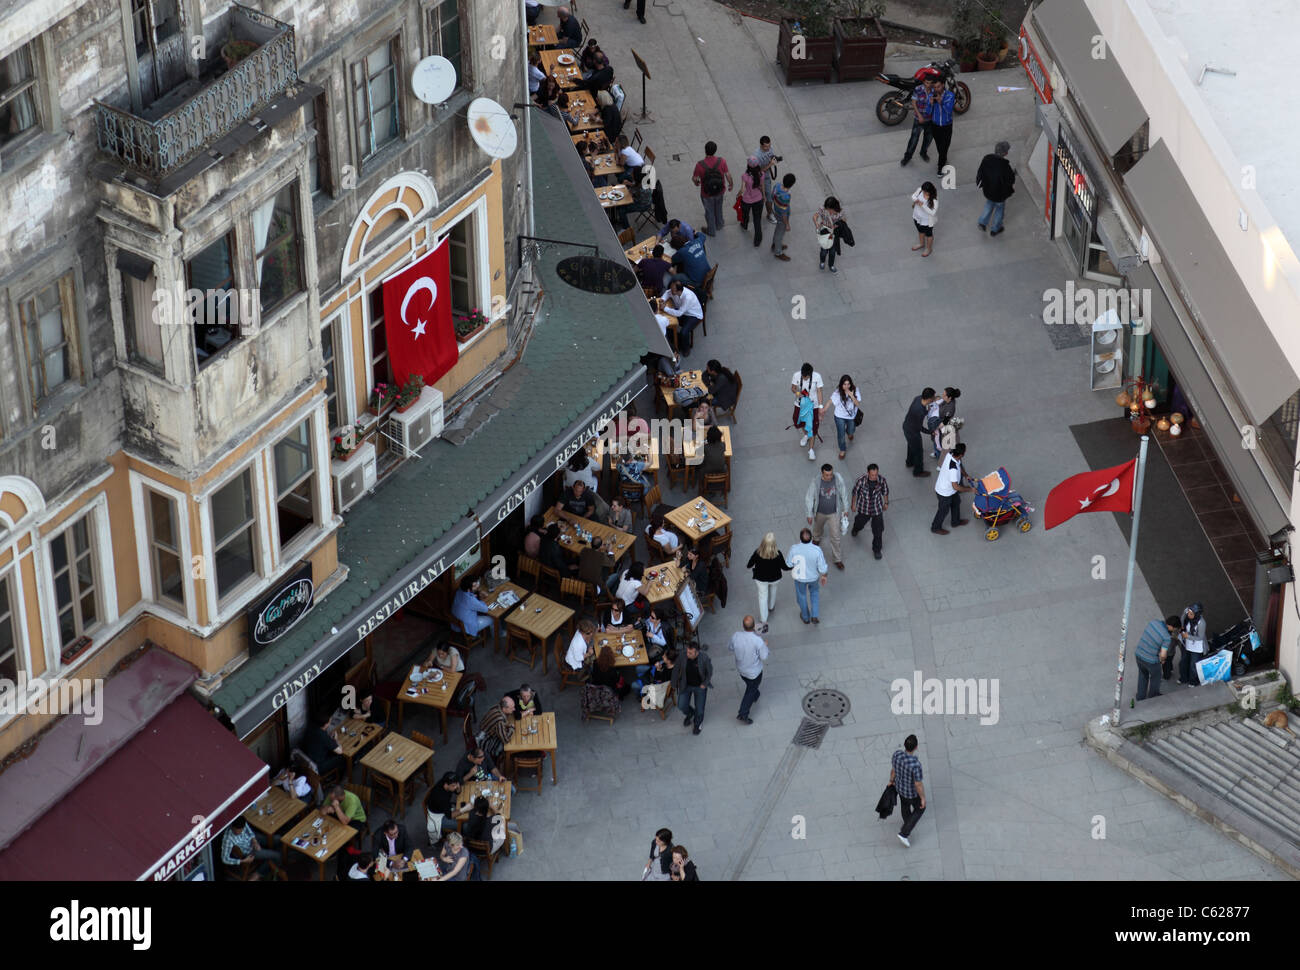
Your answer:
[380,239,458,388]
[1043,459,1137,529]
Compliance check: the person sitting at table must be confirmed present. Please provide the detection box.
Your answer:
[647,297,673,344]
[685,546,710,595]
[479,695,517,757]
[525,0,541,26]
[615,562,647,605]
[703,359,739,413]
[602,598,634,633]
[581,39,610,74]
[437,832,472,881]
[507,683,544,719]
[556,5,582,48]
[456,747,508,785]
[638,646,678,708]
[277,758,317,802]
[590,645,632,700]
[324,785,367,836]
[691,398,718,431]
[346,852,378,881]
[642,608,670,650]
[428,640,465,673]
[527,50,545,95]
[615,134,644,182]
[539,522,578,578]
[451,574,494,638]
[372,819,411,859]
[341,692,386,732]
[607,498,634,535]
[535,74,562,109]
[555,89,579,127]
[462,795,494,844]
[301,710,346,779]
[221,818,284,881]
[670,233,711,289]
[637,245,673,293]
[661,280,704,357]
[556,478,597,519]
[700,425,727,478]
[618,450,653,492]
[564,451,600,491]
[565,618,598,671]
[648,513,680,554]
[427,772,463,839]
[578,535,610,590]
[659,218,697,244]
[524,514,546,560]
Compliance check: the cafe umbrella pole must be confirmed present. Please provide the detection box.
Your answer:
[1112,435,1150,728]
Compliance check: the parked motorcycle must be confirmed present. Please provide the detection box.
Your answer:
[875,59,972,126]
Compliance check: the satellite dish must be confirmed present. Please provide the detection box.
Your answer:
[412,56,457,105]
[467,98,518,159]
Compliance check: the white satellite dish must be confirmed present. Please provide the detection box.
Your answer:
[412,55,457,105]
[467,98,518,160]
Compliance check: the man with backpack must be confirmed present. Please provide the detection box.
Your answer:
[692,141,733,237]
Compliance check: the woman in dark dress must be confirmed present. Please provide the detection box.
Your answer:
[589,645,631,700]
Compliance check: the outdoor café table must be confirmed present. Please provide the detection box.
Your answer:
[660,369,706,419]
[333,719,384,778]
[595,184,634,207]
[243,785,306,842]
[528,24,558,47]
[573,130,612,154]
[594,629,648,668]
[592,434,660,487]
[454,779,512,823]
[643,561,685,605]
[287,809,356,881]
[504,711,559,785]
[586,150,625,179]
[504,593,574,674]
[483,581,529,647]
[540,48,583,87]
[361,732,435,813]
[544,508,636,566]
[396,665,461,743]
[376,848,425,881]
[681,423,733,484]
[664,496,732,546]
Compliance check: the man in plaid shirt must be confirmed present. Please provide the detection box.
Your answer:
[850,464,889,560]
[890,735,926,847]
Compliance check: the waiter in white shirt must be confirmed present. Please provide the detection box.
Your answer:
[931,442,973,535]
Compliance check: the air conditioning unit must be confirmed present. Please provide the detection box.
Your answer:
[388,385,444,457]
[331,440,377,513]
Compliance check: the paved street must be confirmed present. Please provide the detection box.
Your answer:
[419,1,1285,881]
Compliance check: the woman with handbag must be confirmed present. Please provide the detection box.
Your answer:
[829,374,863,460]
[738,157,766,247]
[813,196,844,272]
[746,532,792,634]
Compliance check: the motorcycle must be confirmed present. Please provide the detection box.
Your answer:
[875,59,972,126]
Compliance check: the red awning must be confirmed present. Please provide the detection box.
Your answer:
[0,694,268,880]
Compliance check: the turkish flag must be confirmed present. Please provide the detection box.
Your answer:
[381,239,458,388]
[1044,459,1137,529]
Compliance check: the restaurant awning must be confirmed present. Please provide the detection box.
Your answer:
[1128,262,1290,536]
[1031,0,1148,157]
[1123,139,1300,424]
[0,692,268,880]
[212,114,652,737]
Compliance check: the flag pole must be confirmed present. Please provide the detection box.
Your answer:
[1113,435,1150,727]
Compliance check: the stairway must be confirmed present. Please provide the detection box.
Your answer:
[1147,711,1300,849]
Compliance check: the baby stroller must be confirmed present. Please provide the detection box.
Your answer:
[972,467,1034,541]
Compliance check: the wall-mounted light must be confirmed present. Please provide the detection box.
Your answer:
[1238,208,1249,231]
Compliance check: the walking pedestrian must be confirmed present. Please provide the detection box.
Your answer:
[805,463,848,570]
[813,196,844,272]
[930,386,960,458]
[738,157,766,247]
[792,362,825,461]
[1178,602,1208,686]
[927,74,955,176]
[899,68,935,165]
[671,642,713,735]
[728,615,769,725]
[890,735,926,847]
[746,532,792,634]
[910,181,938,257]
[623,0,648,25]
[1135,616,1181,701]
[829,374,862,459]
[642,828,674,880]
[755,135,780,222]
[850,463,890,560]
[692,141,733,237]
[788,528,828,625]
[931,442,973,535]
[976,141,1015,237]
[770,172,795,261]
[902,387,937,477]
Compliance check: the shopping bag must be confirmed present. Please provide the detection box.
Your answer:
[1195,649,1233,685]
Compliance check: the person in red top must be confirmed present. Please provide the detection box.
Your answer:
[692,140,733,238]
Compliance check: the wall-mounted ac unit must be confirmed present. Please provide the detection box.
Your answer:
[388,385,444,457]
[331,440,377,513]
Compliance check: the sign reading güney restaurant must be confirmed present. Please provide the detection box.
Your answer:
[247,562,314,652]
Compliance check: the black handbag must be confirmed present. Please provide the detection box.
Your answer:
[853,409,864,427]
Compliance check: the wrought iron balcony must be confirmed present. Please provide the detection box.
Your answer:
[94,4,299,181]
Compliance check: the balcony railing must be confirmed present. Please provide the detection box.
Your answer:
[94,4,299,180]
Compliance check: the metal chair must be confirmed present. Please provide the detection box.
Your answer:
[714,371,741,424]
[512,754,545,795]
[699,264,719,337]
[631,127,643,150]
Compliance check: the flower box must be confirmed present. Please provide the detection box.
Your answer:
[777,19,835,86]
[455,322,486,344]
[833,17,887,82]
[60,635,93,667]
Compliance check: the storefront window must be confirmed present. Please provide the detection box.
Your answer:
[1261,390,1300,487]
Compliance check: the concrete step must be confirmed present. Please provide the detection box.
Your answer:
[1201,724,1289,785]
[1151,736,1233,795]
[1226,719,1298,770]
[1240,714,1297,751]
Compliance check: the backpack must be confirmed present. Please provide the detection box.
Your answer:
[701,159,725,196]
[674,385,707,407]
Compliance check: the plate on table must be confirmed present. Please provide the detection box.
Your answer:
[406,688,418,695]
[429,669,443,682]
[557,53,576,65]
[608,188,625,200]
[622,645,636,659]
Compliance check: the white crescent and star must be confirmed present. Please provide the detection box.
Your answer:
[400,277,438,340]
[1078,477,1122,509]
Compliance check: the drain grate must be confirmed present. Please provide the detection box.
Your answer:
[802,689,851,724]
[792,717,830,749]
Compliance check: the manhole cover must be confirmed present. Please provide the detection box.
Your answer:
[792,718,829,749]
[802,689,850,725]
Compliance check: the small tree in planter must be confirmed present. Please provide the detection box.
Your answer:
[976,1,1007,69]
[393,373,425,412]
[454,307,490,343]
[778,0,836,85]
[948,0,982,71]
[833,0,888,82]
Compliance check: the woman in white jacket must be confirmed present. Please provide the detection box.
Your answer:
[910,181,938,257]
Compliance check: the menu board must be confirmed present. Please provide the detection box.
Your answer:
[676,580,702,632]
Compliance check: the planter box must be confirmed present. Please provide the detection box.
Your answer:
[777,19,834,85]
[455,322,486,344]
[60,635,93,667]
[833,17,887,82]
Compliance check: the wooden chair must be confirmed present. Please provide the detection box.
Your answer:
[705,524,733,568]
[701,471,729,508]
[617,227,635,247]
[715,371,741,424]
[368,772,401,817]
[617,477,645,517]
[512,754,545,795]
[643,530,668,562]
[555,640,588,691]
[343,781,373,817]
[665,454,690,491]
[642,146,656,170]
[464,836,507,880]
[560,576,589,612]
[506,626,539,669]
[643,484,662,518]
[461,714,476,754]
[409,732,437,786]
[584,686,618,725]
[448,618,489,658]
[658,682,677,720]
[538,563,565,597]
[517,554,541,590]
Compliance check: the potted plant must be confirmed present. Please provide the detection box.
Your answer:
[454,307,490,343]
[368,382,397,414]
[976,1,1005,71]
[948,0,982,72]
[393,374,425,413]
[778,0,836,85]
[832,0,888,83]
[221,38,258,70]
[332,427,358,461]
